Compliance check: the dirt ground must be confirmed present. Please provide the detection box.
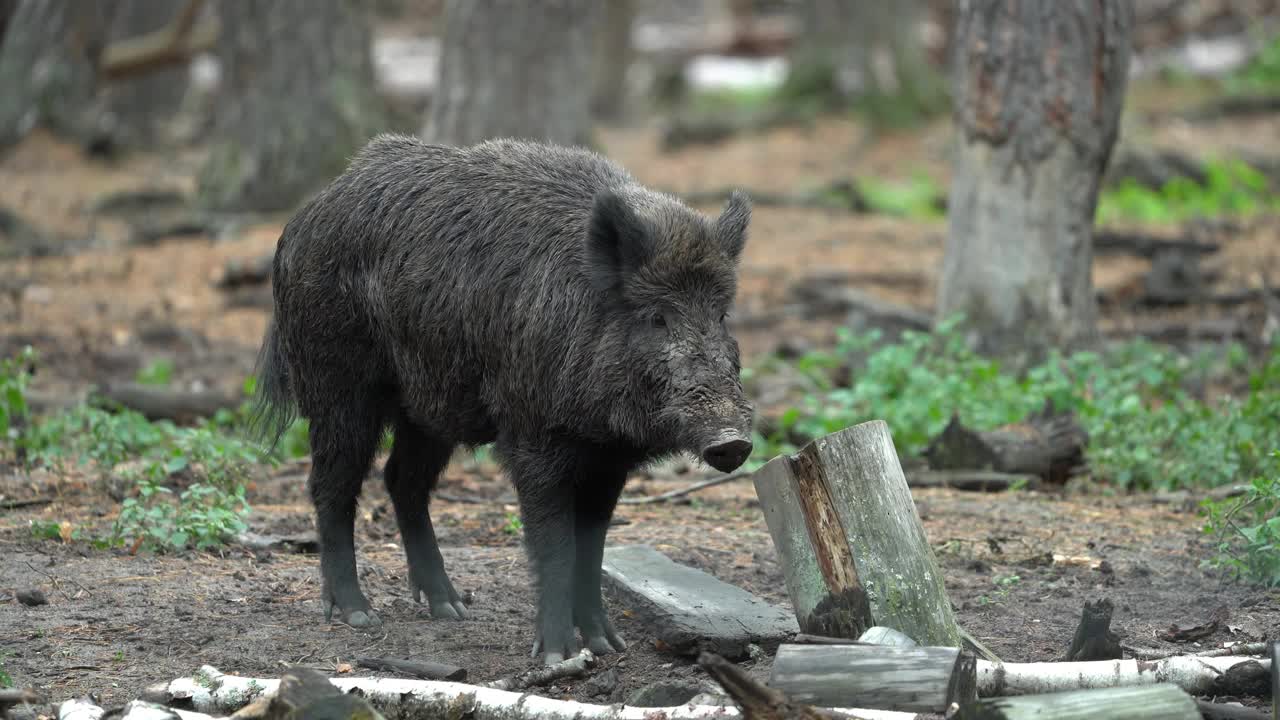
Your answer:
[1,69,1279,711]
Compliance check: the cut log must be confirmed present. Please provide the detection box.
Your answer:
[752,420,963,646]
[974,655,1272,697]
[600,544,799,658]
[789,281,932,333]
[1063,598,1122,661]
[769,643,977,713]
[218,255,274,290]
[906,471,1039,493]
[956,683,1199,720]
[922,401,1088,485]
[1092,230,1219,258]
[144,664,914,719]
[695,651,917,720]
[355,656,466,681]
[92,383,239,424]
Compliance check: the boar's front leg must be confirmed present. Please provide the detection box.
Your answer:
[503,439,579,665]
[573,466,627,656]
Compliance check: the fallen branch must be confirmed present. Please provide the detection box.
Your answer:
[974,655,1271,697]
[1093,229,1219,258]
[923,401,1088,485]
[1,688,43,712]
[1126,642,1269,661]
[99,0,220,82]
[142,665,910,719]
[482,649,596,690]
[91,383,240,424]
[906,471,1039,493]
[356,656,466,681]
[0,496,54,510]
[618,469,752,505]
[1194,698,1272,720]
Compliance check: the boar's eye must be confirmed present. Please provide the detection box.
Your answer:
[649,312,667,329]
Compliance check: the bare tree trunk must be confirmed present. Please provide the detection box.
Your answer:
[197,0,388,212]
[783,0,944,125]
[938,0,1135,361]
[0,0,118,149]
[591,0,635,123]
[424,0,599,147]
[96,0,191,148]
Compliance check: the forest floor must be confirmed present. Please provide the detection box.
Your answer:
[0,72,1278,711]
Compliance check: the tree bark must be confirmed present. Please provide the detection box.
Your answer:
[96,0,193,148]
[197,0,388,212]
[769,643,977,713]
[958,684,1200,720]
[938,0,1135,361]
[424,0,599,147]
[0,0,118,149]
[591,0,635,123]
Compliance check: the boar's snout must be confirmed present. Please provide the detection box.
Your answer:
[701,431,753,473]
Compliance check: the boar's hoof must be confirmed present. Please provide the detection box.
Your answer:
[585,631,627,656]
[324,600,382,628]
[414,587,469,620]
[701,434,753,473]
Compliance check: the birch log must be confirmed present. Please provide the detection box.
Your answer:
[770,643,977,712]
[142,666,919,720]
[957,684,1200,720]
[752,420,962,646]
[976,655,1272,697]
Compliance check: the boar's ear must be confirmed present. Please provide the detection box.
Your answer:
[715,190,751,261]
[585,189,653,294]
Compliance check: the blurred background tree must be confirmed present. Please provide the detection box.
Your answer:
[424,0,600,147]
[938,0,1137,362]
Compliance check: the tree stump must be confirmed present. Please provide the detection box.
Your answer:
[752,420,962,646]
[769,642,976,713]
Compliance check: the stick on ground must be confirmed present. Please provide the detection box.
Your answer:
[355,656,466,681]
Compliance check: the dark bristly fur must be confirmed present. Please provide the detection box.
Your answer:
[249,133,755,664]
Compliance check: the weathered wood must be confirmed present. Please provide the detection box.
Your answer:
[907,471,1039,493]
[922,402,1088,485]
[790,282,932,332]
[957,683,1199,720]
[0,688,42,712]
[92,383,239,424]
[1064,598,1122,661]
[218,254,275,290]
[600,544,799,658]
[752,420,963,647]
[355,656,466,681]
[1093,229,1219,258]
[695,651,827,720]
[770,643,976,713]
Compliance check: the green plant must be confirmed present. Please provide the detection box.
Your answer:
[1225,33,1280,96]
[855,174,945,220]
[1201,451,1280,587]
[502,512,523,535]
[1097,158,1280,223]
[752,318,1280,492]
[0,650,11,688]
[135,358,175,386]
[1,346,36,450]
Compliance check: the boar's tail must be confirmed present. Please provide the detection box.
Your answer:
[247,316,296,452]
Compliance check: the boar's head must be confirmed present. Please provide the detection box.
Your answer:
[584,187,755,473]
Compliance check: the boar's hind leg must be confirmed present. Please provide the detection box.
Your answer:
[383,418,468,620]
[308,402,385,628]
[573,467,627,656]
[503,440,579,665]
